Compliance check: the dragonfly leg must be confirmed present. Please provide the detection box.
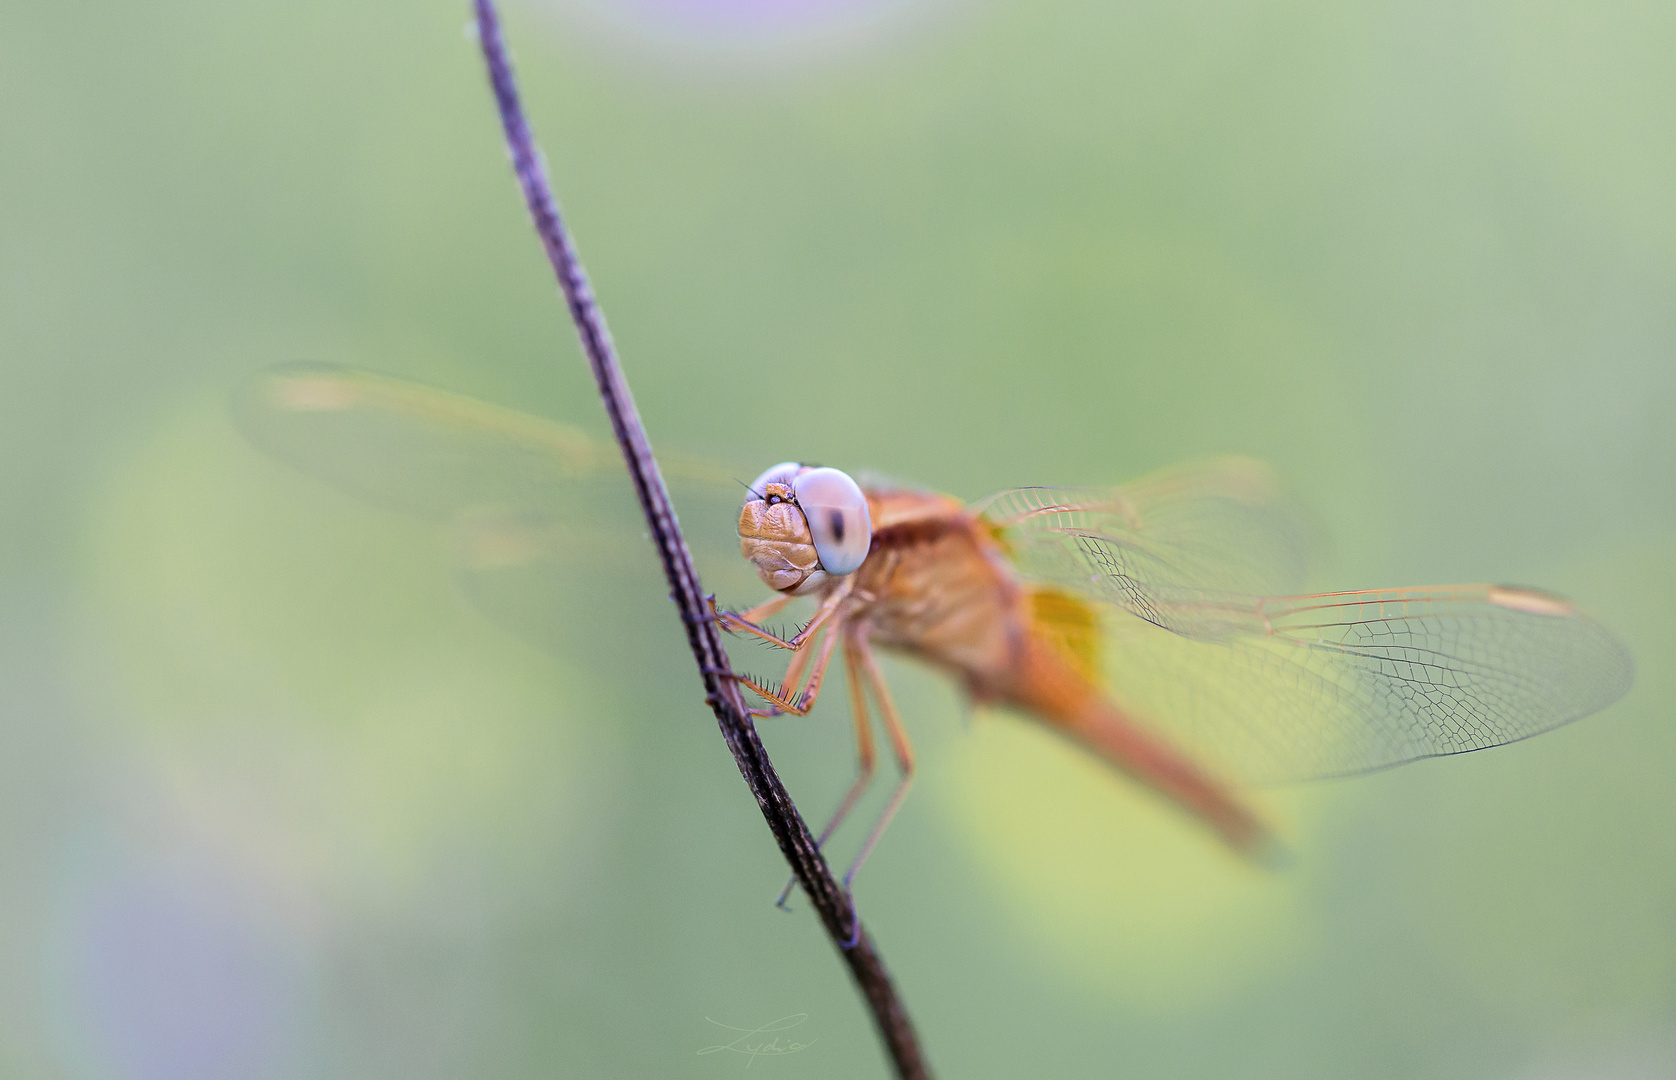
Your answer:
[840,632,916,897]
[743,624,822,719]
[777,627,879,909]
[735,619,843,716]
[714,578,853,651]
[739,592,794,624]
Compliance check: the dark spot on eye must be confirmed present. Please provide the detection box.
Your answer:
[829,510,845,542]
[766,494,782,505]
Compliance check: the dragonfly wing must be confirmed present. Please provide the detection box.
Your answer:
[1097,584,1633,783]
[979,456,1312,634]
[236,362,735,522]
[234,363,760,648]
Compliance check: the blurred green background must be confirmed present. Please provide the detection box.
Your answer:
[2,0,1673,1077]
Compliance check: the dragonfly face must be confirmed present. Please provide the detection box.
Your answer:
[738,462,873,594]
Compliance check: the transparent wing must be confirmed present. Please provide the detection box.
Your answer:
[980,461,1631,782]
[1092,584,1633,783]
[977,456,1314,625]
[234,362,736,525]
[233,363,760,649]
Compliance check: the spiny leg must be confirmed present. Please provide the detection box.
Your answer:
[714,578,853,651]
[842,634,916,933]
[776,613,830,691]
[776,627,878,909]
[744,621,821,719]
[736,617,842,716]
[716,582,854,716]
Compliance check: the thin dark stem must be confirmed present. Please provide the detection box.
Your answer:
[468,4,931,1078]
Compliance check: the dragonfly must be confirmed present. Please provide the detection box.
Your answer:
[237,362,1635,903]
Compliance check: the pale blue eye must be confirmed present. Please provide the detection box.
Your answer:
[792,467,872,575]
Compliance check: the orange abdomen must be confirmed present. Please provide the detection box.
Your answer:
[1000,629,1273,857]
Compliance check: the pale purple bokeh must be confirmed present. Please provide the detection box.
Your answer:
[628,0,878,32]
[49,857,304,1080]
[577,0,916,49]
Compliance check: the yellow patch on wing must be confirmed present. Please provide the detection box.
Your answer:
[985,516,1014,555]
[1029,586,1103,686]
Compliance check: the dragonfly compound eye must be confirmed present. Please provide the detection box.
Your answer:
[746,461,801,504]
[792,467,872,576]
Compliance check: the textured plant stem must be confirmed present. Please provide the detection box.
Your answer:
[468,4,931,1077]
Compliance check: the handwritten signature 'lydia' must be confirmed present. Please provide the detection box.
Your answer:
[698,1013,816,1066]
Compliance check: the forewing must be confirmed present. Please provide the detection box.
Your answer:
[234,363,758,649]
[236,362,733,522]
[979,457,1312,633]
[1096,584,1633,783]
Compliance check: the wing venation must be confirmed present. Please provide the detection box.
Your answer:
[981,463,1631,782]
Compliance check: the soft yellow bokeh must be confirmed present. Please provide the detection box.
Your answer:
[69,399,607,909]
[940,710,1339,1008]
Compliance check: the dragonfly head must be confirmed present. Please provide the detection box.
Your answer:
[739,463,873,594]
